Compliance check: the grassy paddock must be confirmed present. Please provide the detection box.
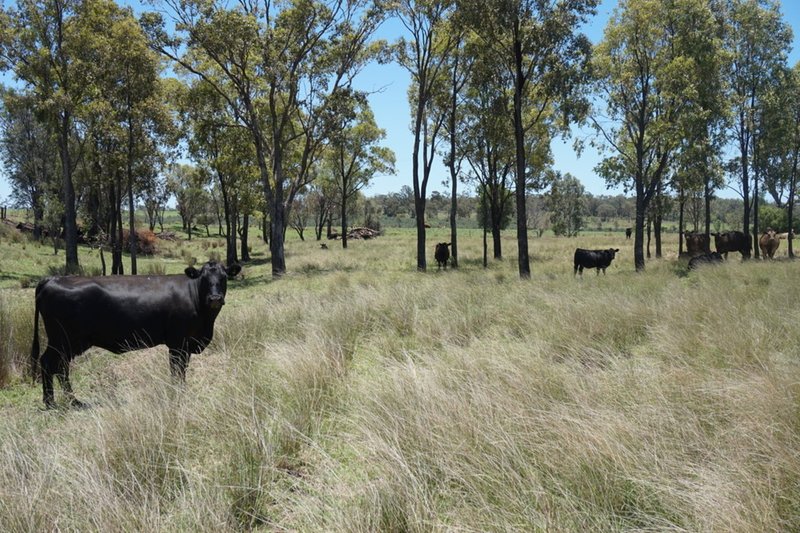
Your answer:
[1,227,799,531]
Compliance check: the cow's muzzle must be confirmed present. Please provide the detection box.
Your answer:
[208,295,225,309]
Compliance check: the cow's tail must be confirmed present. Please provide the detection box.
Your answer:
[30,279,44,382]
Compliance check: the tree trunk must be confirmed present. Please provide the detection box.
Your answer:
[512,36,530,279]
[483,223,488,268]
[447,63,459,269]
[59,110,79,274]
[491,222,502,260]
[415,196,426,270]
[634,195,646,271]
[127,111,137,275]
[32,198,44,242]
[240,213,250,261]
[219,176,238,265]
[752,164,760,259]
[678,192,685,256]
[704,173,712,239]
[741,119,751,237]
[789,143,799,258]
[110,171,123,275]
[341,193,348,249]
[646,215,652,259]
[269,169,287,276]
[654,211,662,259]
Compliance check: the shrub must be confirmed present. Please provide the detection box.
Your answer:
[122,229,159,256]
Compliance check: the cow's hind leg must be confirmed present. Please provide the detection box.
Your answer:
[41,346,85,409]
[56,359,86,409]
[40,347,58,409]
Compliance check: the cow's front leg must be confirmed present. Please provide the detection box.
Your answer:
[169,348,190,382]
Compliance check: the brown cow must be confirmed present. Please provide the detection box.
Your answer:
[759,228,779,259]
[683,232,709,257]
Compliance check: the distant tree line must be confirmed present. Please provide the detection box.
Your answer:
[1,0,799,278]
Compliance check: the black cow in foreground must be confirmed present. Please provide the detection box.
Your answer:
[688,251,724,270]
[434,242,451,269]
[712,230,751,259]
[574,248,619,276]
[30,261,241,409]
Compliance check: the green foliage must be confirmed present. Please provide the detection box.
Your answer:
[546,172,585,237]
[759,204,800,234]
[476,183,512,231]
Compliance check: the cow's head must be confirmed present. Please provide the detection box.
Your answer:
[185,261,242,310]
[607,248,620,259]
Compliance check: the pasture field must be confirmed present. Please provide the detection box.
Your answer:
[1,223,800,531]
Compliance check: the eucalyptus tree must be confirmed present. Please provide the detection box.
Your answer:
[0,0,88,272]
[460,63,515,259]
[784,63,800,258]
[670,0,728,247]
[141,175,170,232]
[142,0,388,276]
[458,0,596,278]
[168,163,210,240]
[722,0,791,249]
[434,21,471,268]
[546,171,585,237]
[305,180,337,241]
[324,93,395,249]
[756,64,799,213]
[179,80,259,265]
[0,90,58,240]
[592,0,720,271]
[759,63,800,257]
[75,0,173,273]
[394,0,459,271]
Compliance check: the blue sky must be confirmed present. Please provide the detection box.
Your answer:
[1,0,798,203]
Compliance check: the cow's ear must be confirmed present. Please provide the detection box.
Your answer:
[225,263,242,278]
[185,266,201,279]
[614,249,620,252]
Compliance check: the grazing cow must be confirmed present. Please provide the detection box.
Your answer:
[712,230,751,259]
[759,228,779,259]
[688,251,724,270]
[683,232,710,257]
[574,248,619,276]
[30,261,241,409]
[434,242,451,269]
[625,227,632,239]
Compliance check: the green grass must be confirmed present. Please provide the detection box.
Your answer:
[1,220,799,531]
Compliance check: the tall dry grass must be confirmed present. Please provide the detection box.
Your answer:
[1,230,799,531]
